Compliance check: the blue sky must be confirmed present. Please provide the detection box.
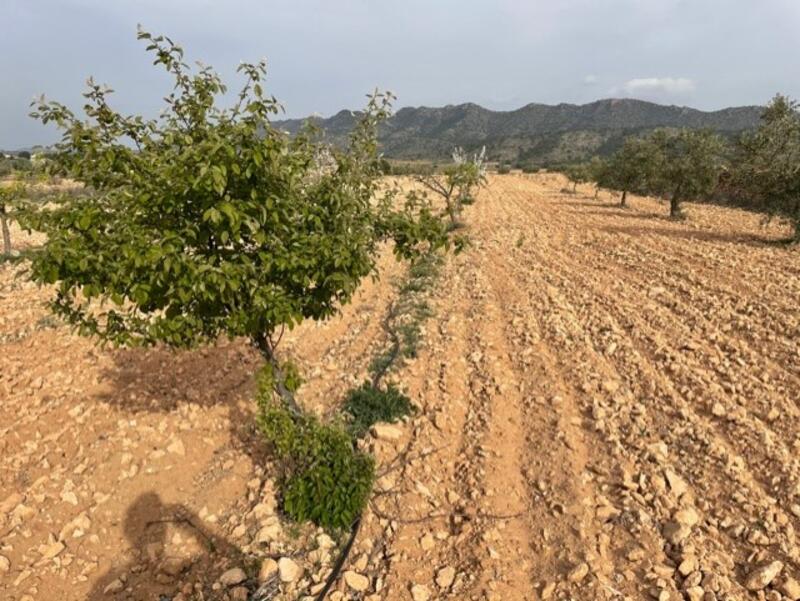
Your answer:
[2,0,799,147]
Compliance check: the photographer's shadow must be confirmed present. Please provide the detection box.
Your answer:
[86,491,240,601]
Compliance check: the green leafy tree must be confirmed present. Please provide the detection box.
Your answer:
[600,137,659,207]
[733,94,800,240]
[562,162,590,193]
[27,30,450,413]
[586,156,608,199]
[414,146,487,225]
[645,128,725,218]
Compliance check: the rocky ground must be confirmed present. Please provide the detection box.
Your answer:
[1,174,799,600]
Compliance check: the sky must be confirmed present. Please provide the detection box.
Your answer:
[2,0,799,148]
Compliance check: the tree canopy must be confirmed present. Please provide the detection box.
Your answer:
[734,94,800,240]
[28,30,452,410]
[646,128,725,217]
[600,137,658,207]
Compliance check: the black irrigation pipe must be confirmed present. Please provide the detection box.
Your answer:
[313,517,362,601]
[314,251,441,600]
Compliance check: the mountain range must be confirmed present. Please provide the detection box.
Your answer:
[276,98,763,167]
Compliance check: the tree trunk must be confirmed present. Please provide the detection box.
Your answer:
[620,190,628,208]
[572,182,577,193]
[670,194,681,218]
[1,205,11,256]
[254,334,302,415]
[594,187,599,200]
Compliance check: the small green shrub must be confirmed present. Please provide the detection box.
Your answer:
[343,382,415,437]
[257,367,374,531]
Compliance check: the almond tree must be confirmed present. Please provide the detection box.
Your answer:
[414,146,487,225]
[28,30,451,413]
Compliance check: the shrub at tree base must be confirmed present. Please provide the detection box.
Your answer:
[257,367,374,531]
[343,382,415,438]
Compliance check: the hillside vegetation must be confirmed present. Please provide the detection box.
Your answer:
[276,98,762,167]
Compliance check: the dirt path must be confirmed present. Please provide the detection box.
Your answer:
[2,174,800,601]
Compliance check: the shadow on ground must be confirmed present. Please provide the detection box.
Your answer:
[86,492,242,601]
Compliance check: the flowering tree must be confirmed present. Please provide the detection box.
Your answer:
[414,146,487,225]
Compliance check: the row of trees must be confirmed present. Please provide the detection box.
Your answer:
[561,94,800,237]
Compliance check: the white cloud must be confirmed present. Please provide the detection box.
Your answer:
[583,74,598,85]
[620,77,696,96]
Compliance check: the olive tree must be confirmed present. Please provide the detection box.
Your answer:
[562,162,591,193]
[28,30,450,413]
[734,94,800,240]
[647,128,725,218]
[601,136,658,207]
[586,157,608,199]
[414,146,487,225]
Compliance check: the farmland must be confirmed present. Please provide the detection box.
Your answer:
[2,174,798,600]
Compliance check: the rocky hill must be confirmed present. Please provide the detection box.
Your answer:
[276,98,763,166]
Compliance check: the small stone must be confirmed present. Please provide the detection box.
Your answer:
[420,532,435,551]
[568,562,589,583]
[41,541,66,559]
[317,533,335,549]
[411,584,430,601]
[0,493,23,514]
[167,439,186,456]
[278,557,301,582]
[160,557,188,577]
[780,576,800,600]
[674,507,700,527]
[685,586,704,601]
[711,402,726,417]
[219,567,247,587]
[344,570,369,592]
[436,566,456,589]
[0,555,10,572]
[103,579,125,594]
[258,558,278,583]
[372,423,403,441]
[541,582,556,599]
[230,587,249,601]
[60,491,79,506]
[745,560,783,591]
[255,522,282,543]
[678,556,698,577]
[664,470,689,497]
[662,521,691,545]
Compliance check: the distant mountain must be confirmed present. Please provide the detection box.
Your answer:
[276,98,763,167]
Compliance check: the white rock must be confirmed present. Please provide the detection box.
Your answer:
[103,578,125,594]
[372,423,403,441]
[411,584,430,601]
[278,557,302,583]
[258,558,278,583]
[219,567,247,587]
[745,560,783,591]
[435,566,456,588]
[167,439,186,456]
[344,570,369,592]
